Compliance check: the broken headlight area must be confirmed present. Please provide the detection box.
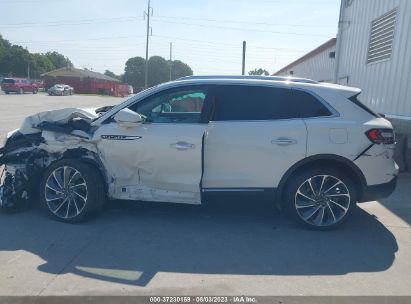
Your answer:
[0,148,51,211]
[0,132,50,211]
[1,166,30,211]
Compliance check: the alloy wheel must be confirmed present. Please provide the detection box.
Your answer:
[294,175,351,227]
[45,166,88,219]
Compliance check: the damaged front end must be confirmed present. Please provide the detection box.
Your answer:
[0,132,48,210]
[0,108,101,211]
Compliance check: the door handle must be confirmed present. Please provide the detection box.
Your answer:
[171,141,195,150]
[271,137,297,146]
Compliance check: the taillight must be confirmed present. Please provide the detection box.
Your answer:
[366,129,395,144]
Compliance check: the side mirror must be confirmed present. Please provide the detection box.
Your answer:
[114,109,143,128]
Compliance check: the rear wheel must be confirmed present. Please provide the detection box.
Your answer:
[33,88,38,94]
[40,159,106,223]
[284,168,356,230]
[4,91,10,94]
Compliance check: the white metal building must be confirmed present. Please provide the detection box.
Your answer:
[335,0,411,120]
[274,0,411,170]
[274,38,336,82]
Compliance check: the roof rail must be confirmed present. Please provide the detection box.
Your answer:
[177,75,318,84]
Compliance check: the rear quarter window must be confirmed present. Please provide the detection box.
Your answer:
[349,94,380,117]
[290,89,332,118]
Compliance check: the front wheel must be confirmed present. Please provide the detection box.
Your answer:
[284,168,356,230]
[40,159,106,223]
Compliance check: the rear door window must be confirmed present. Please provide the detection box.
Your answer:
[212,85,292,121]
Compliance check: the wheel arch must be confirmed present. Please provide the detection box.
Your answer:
[276,154,367,205]
[57,148,109,193]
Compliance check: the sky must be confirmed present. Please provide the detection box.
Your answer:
[0,0,341,76]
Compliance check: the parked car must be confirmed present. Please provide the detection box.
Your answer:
[0,76,398,229]
[34,80,45,91]
[48,84,74,96]
[1,78,38,94]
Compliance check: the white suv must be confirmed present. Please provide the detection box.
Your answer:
[0,76,398,229]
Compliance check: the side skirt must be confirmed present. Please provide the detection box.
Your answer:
[201,188,277,204]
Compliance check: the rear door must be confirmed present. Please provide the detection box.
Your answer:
[202,84,307,191]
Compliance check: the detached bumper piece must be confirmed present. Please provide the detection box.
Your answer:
[360,176,397,202]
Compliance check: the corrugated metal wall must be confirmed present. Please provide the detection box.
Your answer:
[337,0,411,117]
[276,45,336,82]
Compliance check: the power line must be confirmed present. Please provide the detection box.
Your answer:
[11,35,146,44]
[151,19,330,37]
[0,17,140,28]
[153,15,335,29]
[152,34,310,51]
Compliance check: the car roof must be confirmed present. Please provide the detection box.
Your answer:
[170,76,361,98]
[178,75,318,84]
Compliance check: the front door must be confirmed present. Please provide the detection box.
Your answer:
[94,85,212,204]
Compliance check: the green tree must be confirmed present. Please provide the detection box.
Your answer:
[30,53,55,79]
[148,56,169,86]
[0,35,11,64]
[123,55,193,88]
[45,51,73,69]
[248,68,270,76]
[123,56,146,89]
[0,35,73,78]
[104,69,122,81]
[0,45,31,77]
[170,60,193,80]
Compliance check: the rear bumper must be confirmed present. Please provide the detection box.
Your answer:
[360,176,397,202]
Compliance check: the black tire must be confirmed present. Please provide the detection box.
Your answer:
[33,89,38,94]
[5,91,10,94]
[283,167,357,230]
[39,159,106,223]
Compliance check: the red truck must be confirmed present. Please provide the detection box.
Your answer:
[1,78,39,94]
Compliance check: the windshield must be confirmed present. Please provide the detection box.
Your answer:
[1,79,15,84]
[93,85,160,123]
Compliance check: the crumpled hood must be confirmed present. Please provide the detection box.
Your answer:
[19,107,99,135]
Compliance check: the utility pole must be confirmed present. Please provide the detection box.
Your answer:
[169,42,173,81]
[27,62,30,80]
[242,41,246,75]
[144,0,153,88]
